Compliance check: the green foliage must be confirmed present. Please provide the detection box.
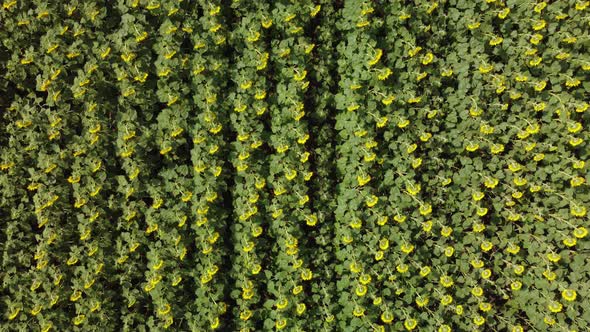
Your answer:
[1,0,589,331]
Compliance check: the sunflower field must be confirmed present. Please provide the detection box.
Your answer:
[1,0,590,331]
